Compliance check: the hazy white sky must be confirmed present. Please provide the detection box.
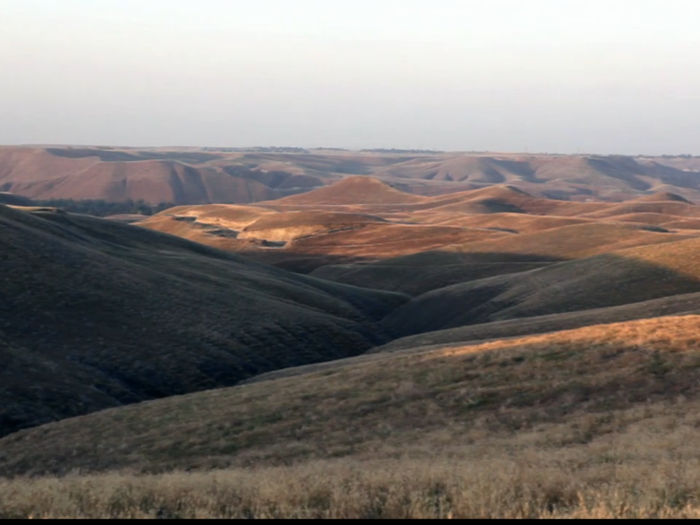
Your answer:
[1,0,699,153]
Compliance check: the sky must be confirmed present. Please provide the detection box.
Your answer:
[1,0,699,154]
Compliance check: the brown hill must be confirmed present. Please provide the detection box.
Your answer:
[0,204,407,438]
[139,183,699,284]
[140,196,508,273]
[271,176,427,206]
[608,213,681,227]
[8,160,277,204]
[660,218,700,231]
[155,204,277,229]
[414,186,611,217]
[5,147,700,206]
[239,211,386,243]
[583,201,700,220]
[634,191,694,204]
[309,221,691,295]
[137,204,280,252]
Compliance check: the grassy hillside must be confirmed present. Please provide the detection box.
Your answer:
[3,315,700,478]
[382,236,700,338]
[311,251,554,296]
[0,204,407,438]
[379,291,700,352]
[140,192,512,274]
[455,222,691,260]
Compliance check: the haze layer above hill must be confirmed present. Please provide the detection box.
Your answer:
[3,146,700,205]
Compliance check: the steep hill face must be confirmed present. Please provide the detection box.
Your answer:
[0,204,407,438]
[0,148,280,205]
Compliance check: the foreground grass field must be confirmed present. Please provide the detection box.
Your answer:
[4,316,700,518]
[4,403,700,519]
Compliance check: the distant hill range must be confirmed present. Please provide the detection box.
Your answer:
[2,146,700,205]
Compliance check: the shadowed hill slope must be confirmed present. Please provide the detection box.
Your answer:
[0,204,407,438]
[379,291,700,353]
[3,314,700,476]
[311,251,555,296]
[382,237,700,338]
[309,220,692,295]
[0,193,33,206]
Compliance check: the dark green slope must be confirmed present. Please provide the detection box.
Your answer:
[0,205,407,437]
[382,238,700,338]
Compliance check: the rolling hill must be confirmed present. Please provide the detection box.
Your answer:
[0,204,407,438]
[3,147,700,206]
[379,290,700,353]
[6,150,700,518]
[138,181,518,273]
[138,179,700,289]
[382,236,700,338]
[309,220,694,295]
[0,148,282,205]
[269,176,427,206]
[2,314,700,477]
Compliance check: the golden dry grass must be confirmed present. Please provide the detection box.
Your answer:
[5,403,700,518]
[4,316,700,518]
